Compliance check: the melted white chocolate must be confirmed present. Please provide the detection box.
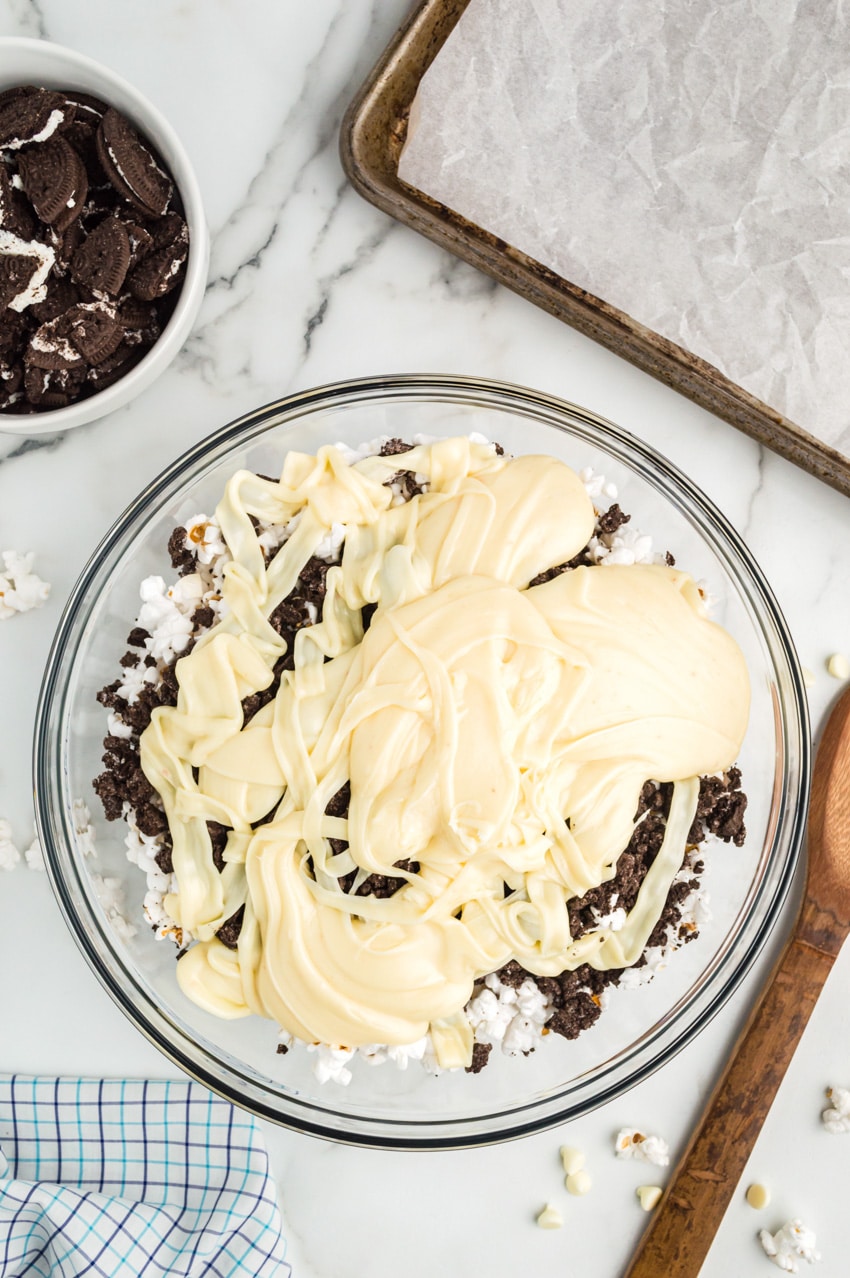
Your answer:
[139,438,750,1066]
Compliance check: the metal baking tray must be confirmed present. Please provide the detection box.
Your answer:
[340,0,850,499]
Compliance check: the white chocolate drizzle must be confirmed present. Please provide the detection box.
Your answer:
[138,438,750,1066]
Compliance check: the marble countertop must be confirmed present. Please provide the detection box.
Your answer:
[1,3,849,1276]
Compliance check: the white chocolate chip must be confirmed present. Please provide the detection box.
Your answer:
[560,1145,585,1176]
[746,1183,771,1210]
[566,1169,592,1196]
[802,667,816,689]
[536,1202,563,1229]
[826,652,850,680]
[636,1185,663,1212]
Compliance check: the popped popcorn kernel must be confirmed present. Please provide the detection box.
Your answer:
[759,1219,820,1272]
[0,549,50,619]
[615,1127,670,1166]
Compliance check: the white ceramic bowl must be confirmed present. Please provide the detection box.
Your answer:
[0,37,209,434]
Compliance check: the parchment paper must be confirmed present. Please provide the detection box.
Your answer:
[398,0,850,459]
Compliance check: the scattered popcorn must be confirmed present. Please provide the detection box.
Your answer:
[91,872,137,940]
[560,1145,585,1176]
[0,818,21,870]
[305,1043,356,1086]
[565,1169,592,1196]
[615,1128,670,1166]
[636,1185,663,1212]
[536,1203,563,1230]
[821,1085,850,1134]
[136,573,205,663]
[580,466,618,503]
[182,515,227,566]
[23,835,44,871]
[826,653,850,680]
[467,974,551,1057]
[759,1220,821,1273]
[0,549,50,619]
[72,799,97,858]
[746,1183,771,1210]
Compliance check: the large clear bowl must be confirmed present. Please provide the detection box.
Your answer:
[34,374,810,1149]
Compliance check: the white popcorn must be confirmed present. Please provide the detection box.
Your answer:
[0,550,50,619]
[467,975,550,1057]
[314,521,346,561]
[615,1128,670,1166]
[822,1085,850,1134]
[759,1220,821,1273]
[71,802,97,863]
[591,904,627,932]
[589,524,655,567]
[0,818,21,870]
[106,711,133,740]
[182,515,227,566]
[580,467,618,502]
[116,660,158,706]
[617,949,670,989]
[91,872,137,939]
[136,573,203,662]
[23,835,44,871]
[306,1043,356,1086]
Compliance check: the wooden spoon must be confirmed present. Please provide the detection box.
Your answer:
[625,683,850,1278]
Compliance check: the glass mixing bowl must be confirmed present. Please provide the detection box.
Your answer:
[34,374,810,1149]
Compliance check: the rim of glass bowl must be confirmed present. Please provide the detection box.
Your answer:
[34,373,810,1149]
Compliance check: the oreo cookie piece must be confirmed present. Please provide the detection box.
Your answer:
[26,310,86,370]
[0,308,30,360]
[0,165,39,241]
[0,358,23,408]
[23,361,86,408]
[117,295,161,346]
[66,301,125,365]
[0,86,73,150]
[119,217,154,268]
[50,217,86,274]
[127,238,187,301]
[96,107,172,218]
[147,210,188,252]
[17,136,87,228]
[28,274,82,325]
[70,217,131,295]
[0,253,36,309]
[86,340,145,391]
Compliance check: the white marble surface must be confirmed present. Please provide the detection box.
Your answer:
[1,4,849,1276]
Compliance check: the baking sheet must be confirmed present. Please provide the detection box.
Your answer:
[340,0,850,498]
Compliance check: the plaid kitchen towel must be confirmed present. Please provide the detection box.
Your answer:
[0,1076,290,1277]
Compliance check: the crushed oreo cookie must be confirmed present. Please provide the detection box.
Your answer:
[0,85,188,414]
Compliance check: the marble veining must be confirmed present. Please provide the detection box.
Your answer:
[1,4,849,1277]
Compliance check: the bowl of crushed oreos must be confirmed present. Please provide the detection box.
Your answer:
[0,38,208,431]
[35,374,809,1148]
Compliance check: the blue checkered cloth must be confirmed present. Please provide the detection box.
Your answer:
[0,1076,290,1277]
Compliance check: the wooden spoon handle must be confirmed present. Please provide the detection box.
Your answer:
[624,924,835,1278]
